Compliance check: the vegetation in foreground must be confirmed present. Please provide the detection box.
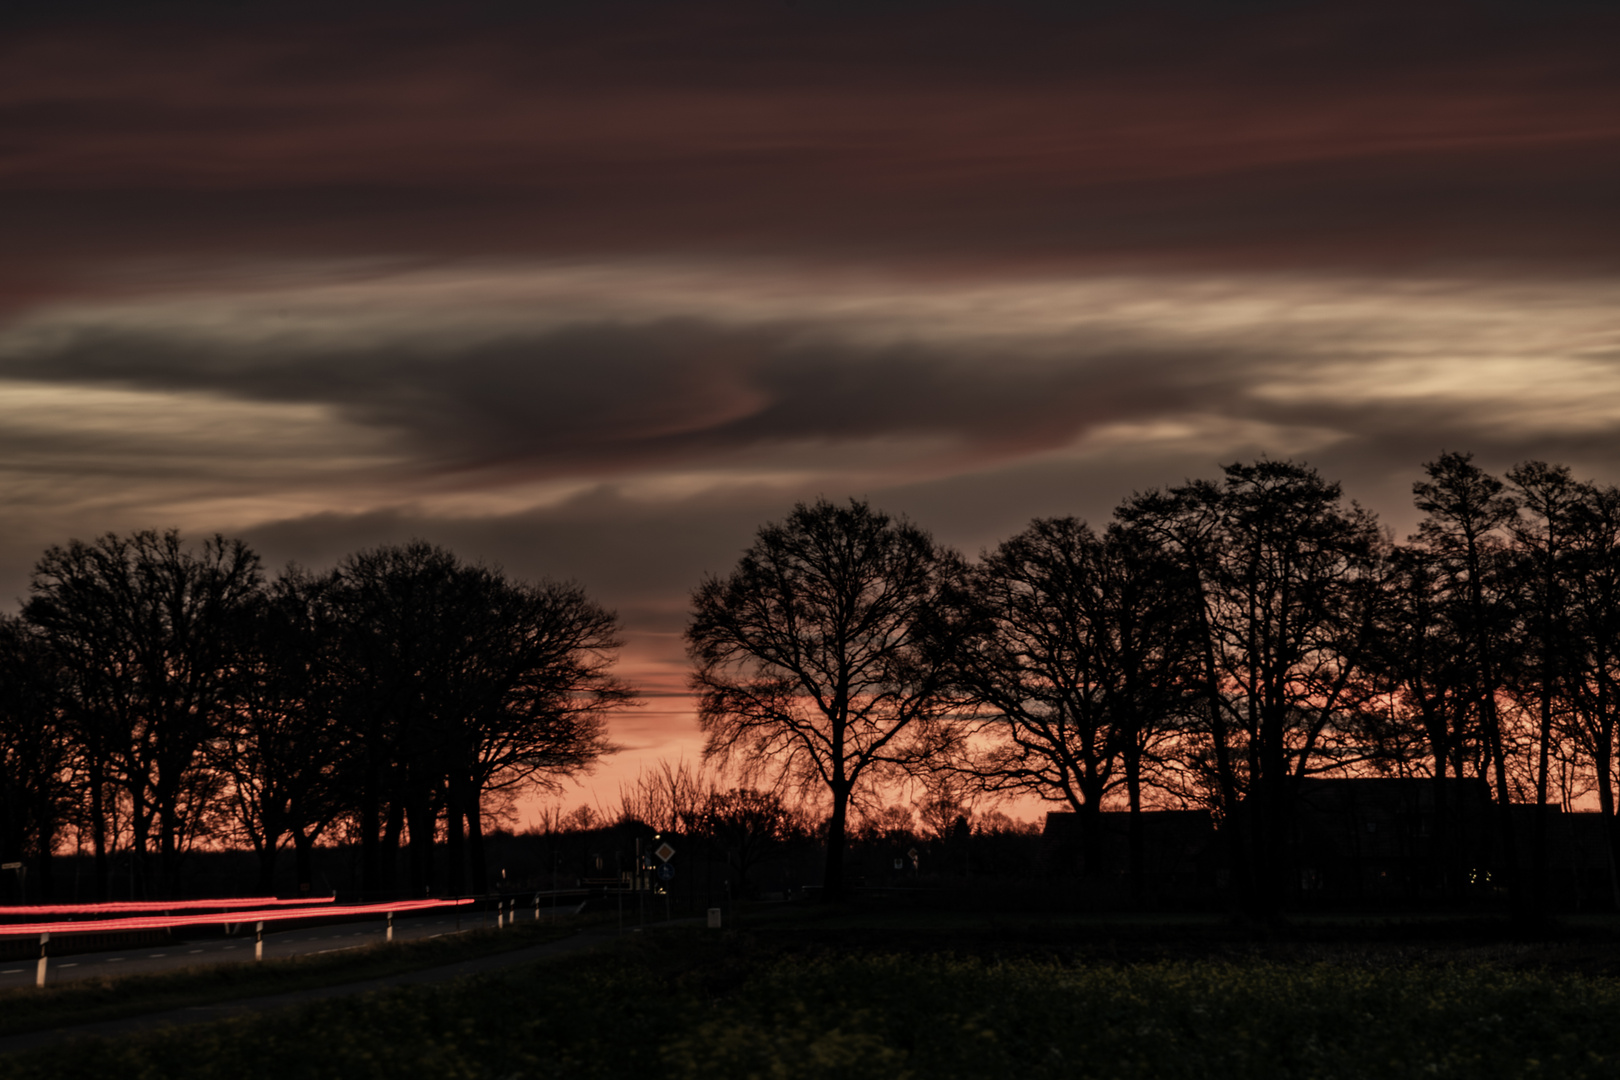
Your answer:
[7,922,1620,1079]
[0,917,578,1039]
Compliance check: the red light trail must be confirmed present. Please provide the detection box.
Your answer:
[0,897,476,937]
[0,896,336,917]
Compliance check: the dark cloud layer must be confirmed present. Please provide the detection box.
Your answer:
[4,0,1620,309]
[0,316,1261,480]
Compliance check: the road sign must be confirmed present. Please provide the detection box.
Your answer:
[0,863,21,871]
[654,842,676,862]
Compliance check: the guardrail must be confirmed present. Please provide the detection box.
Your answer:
[4,897,481,988]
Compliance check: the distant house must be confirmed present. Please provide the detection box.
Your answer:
[1043,781,1620,910]
[1504,804,1620,910]
[1289,777,1494,901]
[1042,809,1219,898]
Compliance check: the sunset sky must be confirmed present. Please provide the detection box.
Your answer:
[3,0,1619,823]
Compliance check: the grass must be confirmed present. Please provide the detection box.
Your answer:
[5,911,1620,1078]
[0,915,585,1039]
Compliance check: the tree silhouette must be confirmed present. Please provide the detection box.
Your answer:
[1373,544,1481,899]
[324,542,626,897]
[1561,482,1620,904]
[0,616,69,901]
[1410,452,1524,914]
[694,787,799,898]
[216,569,351,894]
[1123,461,1386,918]
[956,516,1198,893]
[25,531,262,898]
[687,498,971,901]
[1506,460,1585,917]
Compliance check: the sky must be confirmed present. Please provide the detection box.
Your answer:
[3,0,1619,825]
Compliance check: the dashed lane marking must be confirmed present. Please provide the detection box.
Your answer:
[189,949,203,954]
[106,958,124,962]
[1,969,22,974]
[59,963,78,968]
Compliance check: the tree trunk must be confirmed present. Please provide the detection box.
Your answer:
[359,780,382,898]
[88,766,111,901]
[466,790,489,896]
[822,783,850,902]
[1077,790,1105,880]
[1126,741,1145,904]
[444,780,465,896]
[405,795,434,897]
[293,829,315,896]
[380,799,404,897]
[256,840,279,895]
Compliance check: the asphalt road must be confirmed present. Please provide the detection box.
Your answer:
[0,917,630,1059]
[0,905,576,990]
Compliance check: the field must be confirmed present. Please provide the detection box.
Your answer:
[5,909,1620,1078]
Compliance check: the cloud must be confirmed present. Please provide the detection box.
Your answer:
[3,2,1619,288]
[3,264,1619,538]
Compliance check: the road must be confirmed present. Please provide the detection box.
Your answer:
[0,905,576,989]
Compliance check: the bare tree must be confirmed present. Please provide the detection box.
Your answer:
[1562,483,1620,905]
[687,498,971,901]
[325,542,627,897]
[1409,452,1525,914]
[25,531,262,898]
[956,516,1198,892]
[1121,460,1386,918]
[0,616,69,901]
[1506,460,1585,917]
[215,569,351,894]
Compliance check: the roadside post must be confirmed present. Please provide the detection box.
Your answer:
[255,921,264,962]
[654,841,676,922]
[35,931,47,987]
[386,911,394,943]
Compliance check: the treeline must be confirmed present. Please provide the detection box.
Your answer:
[690,453,1620,918]
[0,535,629,901]
[5,451,1618,916]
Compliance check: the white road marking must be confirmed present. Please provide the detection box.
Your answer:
[106,957,124,962]
[2,969,22,974]
[149,953,166,958]
[189,949,203,954]
[60,963,78,968]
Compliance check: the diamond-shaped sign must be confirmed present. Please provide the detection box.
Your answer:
[655,842,676,862]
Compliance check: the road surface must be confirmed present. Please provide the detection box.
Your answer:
[0,904,576,990]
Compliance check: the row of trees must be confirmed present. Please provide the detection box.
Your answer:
[0,536,629,900]
[4,451,1615,916]
[689,454,1620,918]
